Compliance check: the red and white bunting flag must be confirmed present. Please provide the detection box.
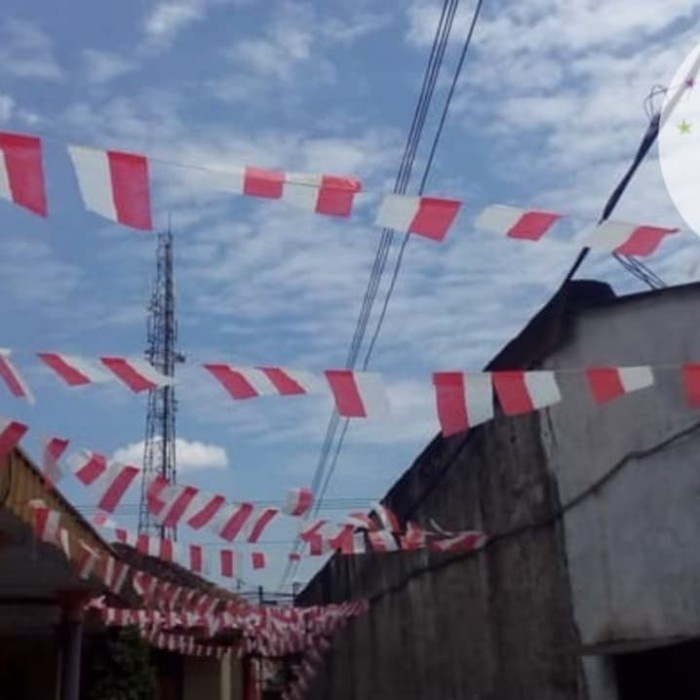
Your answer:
[683,364,700,407]
[100,357,173,393]
[299,520,332,556]
[430,531,486,553]
[137,534,176,562]
[76,540,101,579]
[582,221,678,257]
[146,476,170,517]
[226,167,361,218]
[329,525,365,555]
[367,530,399,552]
[113,526,136,546]
[474,204,562,241]
[32,506,61,543]
[91,511,117,528]
[371,502,400,533]
[156,484,199,528]
[251,552,266,570]
[68,450,108,485]
[433,372,493,437]
[132,570,157,598]
[585,366,654,404]
[0,417,28,459]
[282,487,313,517]
[185,492,226,530]
[324,370,388,418]
[0,132,47,216]
[0,350,34,402]
[183,545,207,575]
[230,165,283,199]
[245,507,279,543]
[68,145,152,230]
[211,502,254,542]
[282,173,362,218]
[203,364,322,399]
[343,511,378,531]
[38,352,111,386]
[351,532,367,554]
[58,527,71,559]
[375,193,462,242]
[41,437,69,486]
[92,463,140,513]
[219,549,239,578]
[401,521,428,551]
[493,370,561,415]
[105,557,129,594]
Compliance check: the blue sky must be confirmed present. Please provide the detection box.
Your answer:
[1,0,700,593]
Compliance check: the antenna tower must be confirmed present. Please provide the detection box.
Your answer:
[138,229,184,539]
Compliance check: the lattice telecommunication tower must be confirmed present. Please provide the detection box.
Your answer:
[137,229,185,539]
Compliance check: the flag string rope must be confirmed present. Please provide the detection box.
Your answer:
[0,126,693,252]
[4,347,700,434]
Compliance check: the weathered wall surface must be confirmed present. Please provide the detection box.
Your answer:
[299,412,585,700]
[540,286,700,647]
[298,282,700,700]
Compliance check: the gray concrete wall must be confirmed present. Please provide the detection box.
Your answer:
[298,282,700,700]
[300,413,585,700]
[540,287,700,647]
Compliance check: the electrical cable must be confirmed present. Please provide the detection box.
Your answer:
[312,0,486,534]
[279,0,462,591]
[307,0,459,513]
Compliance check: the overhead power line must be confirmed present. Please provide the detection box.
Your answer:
[280,0,485,592]
[315,0,486,545]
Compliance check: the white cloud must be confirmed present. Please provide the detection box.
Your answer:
[143,1,205,47]
[0,18,62,81]
[211,3,336,103]
[113,437,229,472]
[0,95,15,122]
[320,11,390,45]
[0,238,81,308]
[82,49,138,84]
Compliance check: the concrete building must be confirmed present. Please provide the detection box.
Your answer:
[0,445,246,700]
[0,446,122,700]
[113,541,245,700]
[298,280,700,699]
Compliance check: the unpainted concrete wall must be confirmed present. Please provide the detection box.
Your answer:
[300,412,585,700]
[540,287,700,646]
[298,282,700,700]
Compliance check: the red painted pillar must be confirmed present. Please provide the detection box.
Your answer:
[244,657,261,700]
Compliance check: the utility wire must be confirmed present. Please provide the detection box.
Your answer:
[307,0,459,525]
[562,56,700,290]
[563,112,665,286]
[279,0,463,591]
[313,0,486,541]
[362,0,486,369]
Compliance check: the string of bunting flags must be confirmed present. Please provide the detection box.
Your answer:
[0,129,459,240]
[31,500,367,666]
[4,348,700,437]
[0,129,687,253]
[4,413,487,573]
